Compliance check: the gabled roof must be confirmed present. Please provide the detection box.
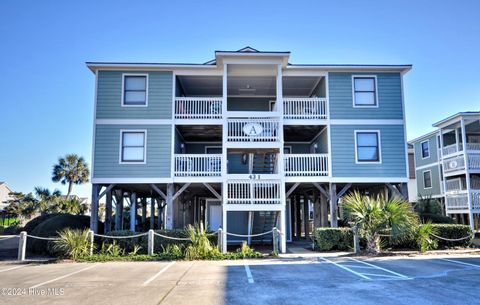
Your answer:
[432,111,480,128]
[86,46,412,73]
[0,182,12,192]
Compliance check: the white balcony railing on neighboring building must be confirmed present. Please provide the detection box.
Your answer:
[466,143,480,151]
[443,155,466,173]
[174,154,222,177]
[227,118,280,142]
[442,144,460,156]
[468,154,480,170]
[445,193,469,212]
[472,191,480,211]
[284,154,329,176]
[283,97,328,120]
[226,180,281,205]
[445,178,465,192]
[174,97,223,119]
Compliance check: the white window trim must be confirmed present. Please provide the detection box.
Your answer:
[420,140,430,159]
[423,170,432,189]
[352,75,379,108]
[119,129,147,164]
[354,130,382,164]
[121,73,149,107]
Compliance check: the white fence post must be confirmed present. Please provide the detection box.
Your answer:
[272,227,279,254]
[17,231,27,261]
[217,228,223,252]
[148,229,154,256]
[89,230,94,256]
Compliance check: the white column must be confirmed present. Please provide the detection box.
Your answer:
[460,119,475,230]
[221,64,228,253]
[276,64,287,253]
[130,192,137,232]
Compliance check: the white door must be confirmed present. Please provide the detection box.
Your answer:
[208,202,222,231]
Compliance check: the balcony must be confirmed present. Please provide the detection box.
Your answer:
[227,118,280,144]
[283,97,328,120]
[443,154,480,174]
[226,180,282,208]
[173,154,222,177]
[442,143,480,157]
[445,191,480,213]
[174,97,223,120]
[284,154,329,177]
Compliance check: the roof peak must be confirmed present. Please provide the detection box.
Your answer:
[236,46,259,53]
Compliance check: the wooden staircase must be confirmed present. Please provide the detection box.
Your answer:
[252,153,276,174]
[251,211,279,244]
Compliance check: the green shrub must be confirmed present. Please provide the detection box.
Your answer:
[313,228,353,251]
[432,224,473,248]
[2,225,21,235]
[52,229,92,259]
[23,213,65,233]
[419,213,454,224]
[29,214,91,255]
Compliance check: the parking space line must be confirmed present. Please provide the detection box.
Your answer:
[361,273,404,279]
[0,264,28,273]
[318,257,371,280]
[440,258,480,268]
[142,261,176,286]
[244,264,254,284]
[30,264,98,289]
[347,258,410,279]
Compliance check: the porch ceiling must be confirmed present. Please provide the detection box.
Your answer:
[284,125,325,142]
[176,125,222,141]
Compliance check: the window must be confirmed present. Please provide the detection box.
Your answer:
[423,171,432,189]
[353,76,377,106]
[421,140,430,158]
[356,131,381,163]
[120,131,146,163]
[123,75,147,106]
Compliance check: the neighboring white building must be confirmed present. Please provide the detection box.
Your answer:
[0,182,13,211]
[407,144,418,203]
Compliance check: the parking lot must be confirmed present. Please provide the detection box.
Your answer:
[0,254,480,305]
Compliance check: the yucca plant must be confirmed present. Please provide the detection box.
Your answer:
[342,192,419,254]
[417,221,439,253]
[52,229,92,260]
[184,224,214,260]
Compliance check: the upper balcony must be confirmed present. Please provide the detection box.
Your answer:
[173,73,328,123]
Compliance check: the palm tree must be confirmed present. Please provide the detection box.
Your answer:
[52,154,90,198]
[34,187,62,215]
[342,192,419,254]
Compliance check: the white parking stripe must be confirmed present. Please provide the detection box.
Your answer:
[441,258,480,268]
[142,261,176,286]
[244,264,254,284]
[347,258,410,279]
[0,265,28,273]
[30,264,98,289]
[318,257,371,280]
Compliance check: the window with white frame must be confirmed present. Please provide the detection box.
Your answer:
[356,131,380,163]
[121,131,146,163]
[123,75,147,105]
[423,171,432,189]
[353,76,377,106]
[421,140,430,158]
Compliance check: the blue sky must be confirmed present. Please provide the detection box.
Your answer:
[1,0,479,199]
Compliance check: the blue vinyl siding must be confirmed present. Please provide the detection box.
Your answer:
[328,72,403,119]
[413,134,440,167]
[330,125,407,177]
[416,165,442,197]
[93,124,172,178]
[96,71,173,119]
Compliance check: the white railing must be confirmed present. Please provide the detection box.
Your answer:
[466,143,480,151]
[445,193,469,211]
[174,97,223,119]
[443,155,465,172]
[174,154,222,177]
[445,178,465,192]
[472,191,480,211]
[284,154,329,176]
[283,97,328,119]
[468,154,480,170]
[227,180,281,205]
[227,118,280,142]
[442,144,459,156]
